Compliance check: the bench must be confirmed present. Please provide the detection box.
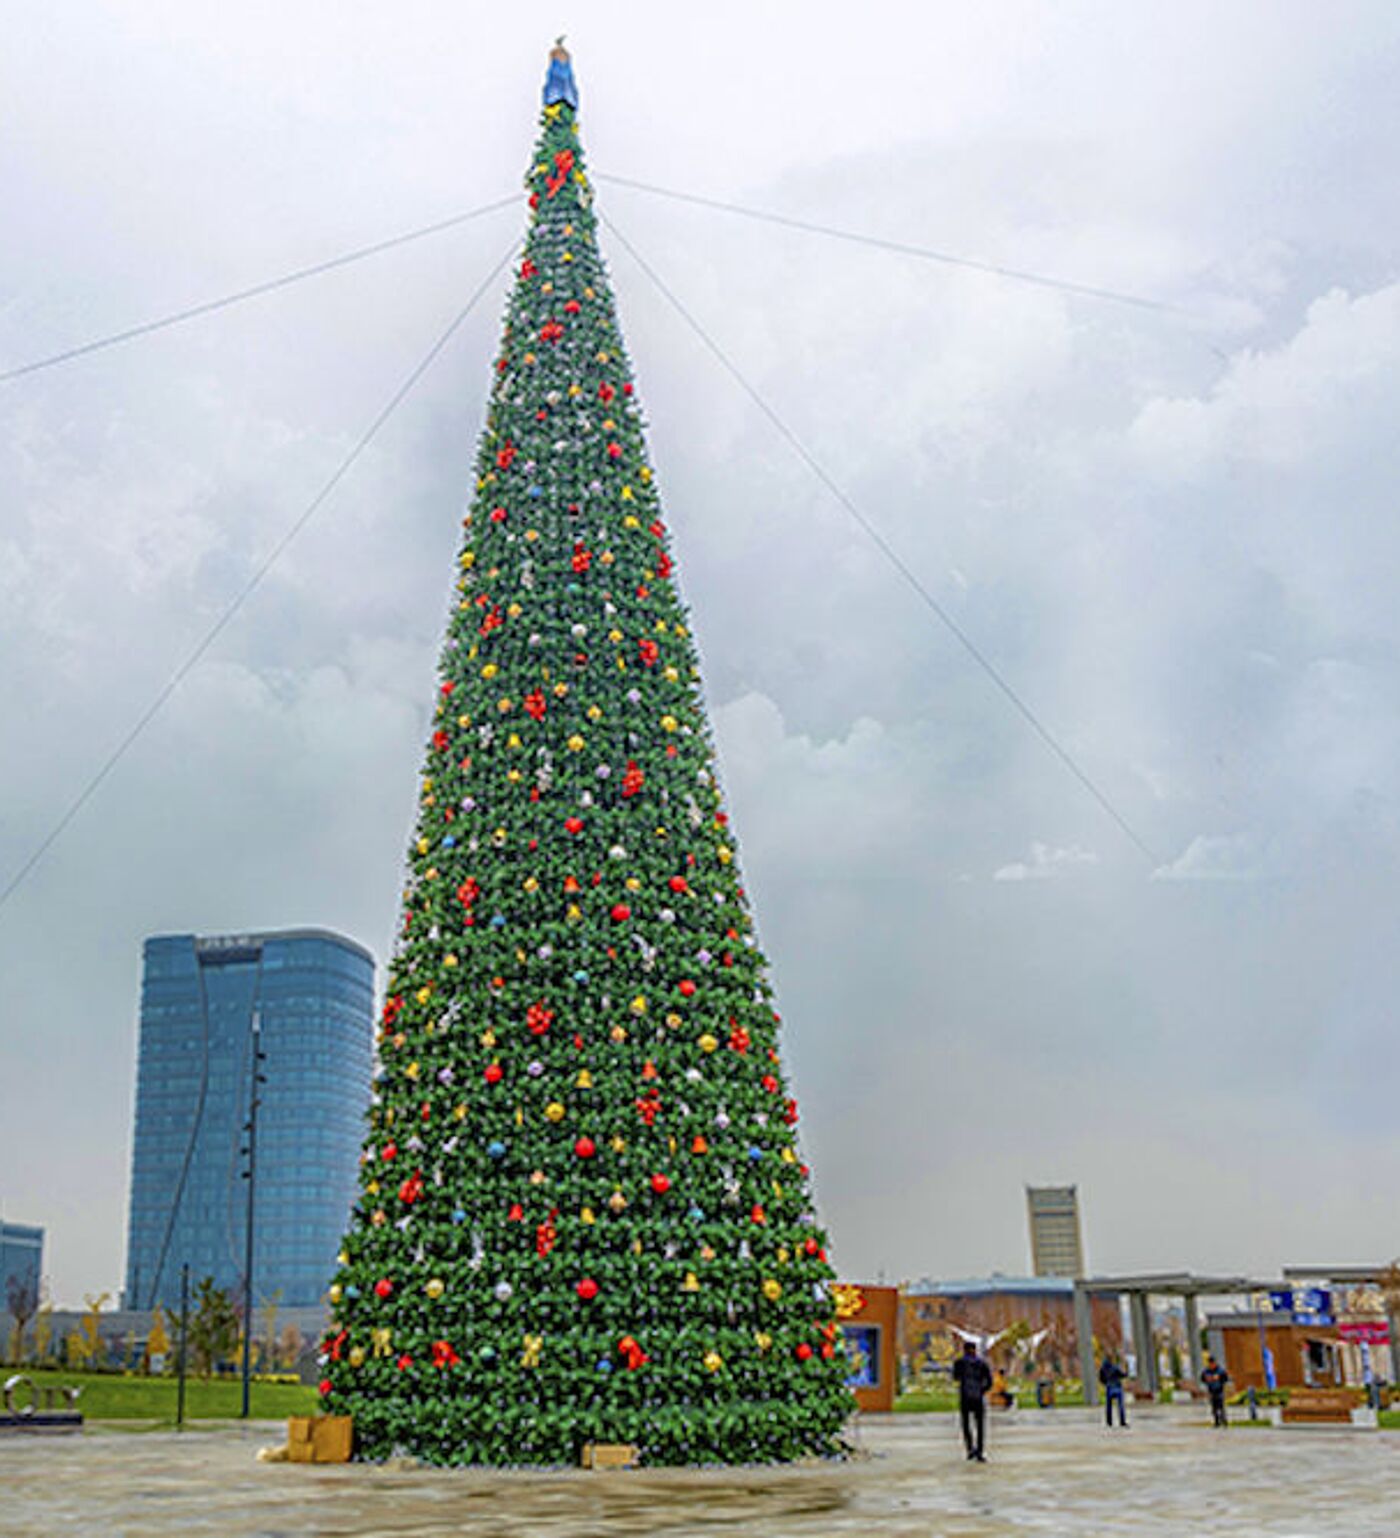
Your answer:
[1280,1389,1360,1425]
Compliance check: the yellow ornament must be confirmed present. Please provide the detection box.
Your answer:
[567,734,585,752]
[754,1331,773,1353]
[661,715,679,732]
[699,1033,719,1054]
[521,1334,543,1368]
[481,663,498,679]
[328,1284,343,1304]
[348,1345,366,1368]
[581,1206,596,1225]
[762,1278,783,1302]
[610,1024,628,1044]
[703,1351,724,1373]
[545,1101,566,1123]
[683,1272,701,1293]
[576,1068,593,1089]
[425,1278,445,1300]
[608,1190,627,1214]
[630,995,648,1015]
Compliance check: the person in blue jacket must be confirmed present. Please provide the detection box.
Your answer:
[1099,1353,1129,1427]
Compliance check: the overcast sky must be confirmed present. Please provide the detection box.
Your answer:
[3,2,1399,1305]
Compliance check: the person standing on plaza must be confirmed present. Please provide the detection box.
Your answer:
[1201,1354,1230,1427]
[1099,1353,1129,1428]
[953,1341,993,1461]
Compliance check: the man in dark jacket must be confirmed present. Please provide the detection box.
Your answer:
[1099,1353,1129,1427]
[1201,1355,1230,1427]
[952,1341,993,1460]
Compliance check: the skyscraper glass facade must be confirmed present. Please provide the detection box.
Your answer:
[124,929,374,1310]
[1,1221,44,1308]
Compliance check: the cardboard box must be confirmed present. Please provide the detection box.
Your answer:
[580,1442,638,1469]
[286,1415,353,1464]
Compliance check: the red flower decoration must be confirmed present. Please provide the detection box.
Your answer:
[431,1340,461,1370]
[597,382,616,403]
[523,690,547,721]
[571,543,593,573]
[496,442,517,470]
[526,1002,555,1036]
[519,258,537,279]
[539,320,565,344]
[638,638,659,667]
[622,761,645,797]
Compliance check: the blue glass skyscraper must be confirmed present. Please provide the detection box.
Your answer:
[124,929,374,1311]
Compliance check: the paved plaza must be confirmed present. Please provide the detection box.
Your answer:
[2,1406,1397,1536]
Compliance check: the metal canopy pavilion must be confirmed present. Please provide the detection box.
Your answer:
[1073,1272,1276,1403]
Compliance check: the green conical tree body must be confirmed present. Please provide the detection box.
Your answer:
[323,73,852,1466]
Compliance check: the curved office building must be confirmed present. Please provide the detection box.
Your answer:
[123,928,374,1311]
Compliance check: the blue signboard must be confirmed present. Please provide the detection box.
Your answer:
[843,1325,881,1389]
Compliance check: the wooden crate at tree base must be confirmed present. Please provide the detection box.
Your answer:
[287,1415,354,1463]
[580,1442,638,1469]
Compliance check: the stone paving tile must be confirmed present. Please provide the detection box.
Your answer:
[1,1408,1397,1536]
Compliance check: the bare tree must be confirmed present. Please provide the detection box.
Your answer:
[5,1272,39,1363]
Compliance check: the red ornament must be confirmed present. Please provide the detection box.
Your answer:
[381,1141,397,1161]
[317,1378,331,1396]
[396,1353,414,1371]
[610,904,631,923]
[508,1203,524,1222]
[564,817,584,835]
[618,1334,649,1370]
[761,1074,779,1094]
[489,505,508,523]
[374,1277,394,1299]
[607,442,623,460]
[539,320,565,344]
[650,1173,671,1195]
[519,258,536,279]
[576,1277,599,1301]
[668,875,689,894]
[398,1171,424,1205]
[431,1339,461,1370]
[484,1063,503,1085]
[574,1136,596,1159]
[795,1343,813,1362]
[678,979,697,998]
[597,382,616,403]
[563,298,581,314]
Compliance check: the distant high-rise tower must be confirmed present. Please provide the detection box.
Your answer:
[1026,1184,1085,1278]
[124,929,374,1310]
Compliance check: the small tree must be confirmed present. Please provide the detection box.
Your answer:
[5,1271,39,1363]
[32,1301,54,1364]
[188,1276,239,1378]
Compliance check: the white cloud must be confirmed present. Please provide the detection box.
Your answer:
[1152,833,1262,882]
[993,841,1100,882]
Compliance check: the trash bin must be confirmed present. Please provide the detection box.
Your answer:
[1035,1379,1055,1409]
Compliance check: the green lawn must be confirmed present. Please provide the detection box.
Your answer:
[5,1368,317,1423]
[894,1381,1086,1413]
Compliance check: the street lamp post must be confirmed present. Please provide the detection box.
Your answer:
[239,1011,267,1420]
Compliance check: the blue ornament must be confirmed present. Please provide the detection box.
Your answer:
[451,1209,467,1224]
[596,1358,613,1374]
[488,1140,507,1160]
[688,1206,705,1222]
[344,1285,360,1300]
[573,969,590,984]
[442,835,456,848]
[491,914,507,928]
[747,1145,764,1162]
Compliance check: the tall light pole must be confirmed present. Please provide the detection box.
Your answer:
[239,1011,267,1420]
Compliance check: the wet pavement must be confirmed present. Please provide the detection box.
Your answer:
[1,1406,1397,1536]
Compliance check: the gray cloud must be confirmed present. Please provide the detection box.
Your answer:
[3,1,1399,1300]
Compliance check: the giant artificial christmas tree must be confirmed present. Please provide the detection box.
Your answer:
[322,45,852,1465]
